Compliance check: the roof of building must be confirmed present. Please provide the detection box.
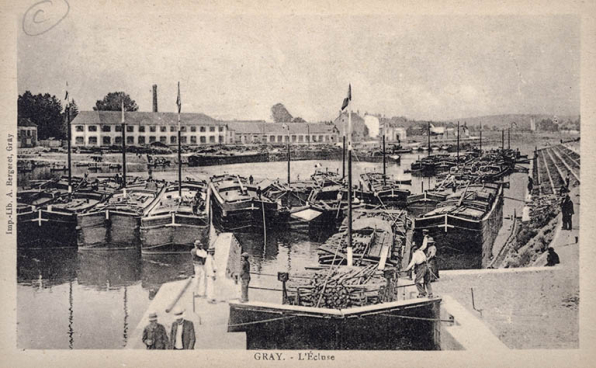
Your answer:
[18,118,37,127]
[72,111,223,126]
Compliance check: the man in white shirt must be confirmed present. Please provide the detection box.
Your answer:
[404,242,433,298]
[169,309,195,350]
[205,247,218,303]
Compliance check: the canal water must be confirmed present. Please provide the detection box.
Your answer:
[17,149,526,349]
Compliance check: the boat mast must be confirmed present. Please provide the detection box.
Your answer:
[427,121,431,156]
[501,129,504,151]
[347,88,353,267]
[382,134,386,184]
[66,103,72,194]
[342,110,346,179]
[177,82,182,197]
[286,124,291,185]
[121,100,127,195]
[457,121,460,168]
[479,123,483,154]
[508,127,511,150]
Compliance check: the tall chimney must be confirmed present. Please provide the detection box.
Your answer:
[152,84,158,112]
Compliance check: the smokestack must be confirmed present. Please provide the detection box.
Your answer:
[152,84,158,112]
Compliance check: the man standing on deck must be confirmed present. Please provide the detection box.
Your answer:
[191,240,207,298]
[205,247,218,303]
[404,243,433,298]
[240,252,251,303]
[142,312,169,350]
[169,309,195,350]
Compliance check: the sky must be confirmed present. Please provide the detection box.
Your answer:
[17,2,580,122]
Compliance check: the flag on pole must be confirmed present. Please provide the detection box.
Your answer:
[121,100,125,123]
[176,82,182,115]
[341,84,351,111]
[64,82,70,108]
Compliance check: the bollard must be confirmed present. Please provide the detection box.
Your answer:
[278,272,289,304]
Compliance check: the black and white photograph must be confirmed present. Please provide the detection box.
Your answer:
[2,0,595,366]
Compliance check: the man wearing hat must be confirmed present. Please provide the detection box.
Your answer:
[404,243,433,298]
[191,240,207,297]
[421,229,433,250]
[142,312,169,350]
[204,247,218,303]
[169,309,195,350]
[240,252,251,303]
[425,239,439,281]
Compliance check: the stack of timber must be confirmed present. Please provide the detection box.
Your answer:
[318,209,409,267]
[286,264,395,308]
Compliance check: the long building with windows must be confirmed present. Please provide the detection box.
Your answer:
[70,111,339,147]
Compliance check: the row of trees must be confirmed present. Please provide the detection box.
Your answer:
[17,91,138,140]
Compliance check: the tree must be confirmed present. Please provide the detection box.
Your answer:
[69,99,79,120]
[18,91,65,140]
[271,103,293,123]
[94,92,139,111]
[292,117,306,123]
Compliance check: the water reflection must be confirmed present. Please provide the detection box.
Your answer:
[141,253,194,300]
[77,249,142,290]
[17,249,78,288]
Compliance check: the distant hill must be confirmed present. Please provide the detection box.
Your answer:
[436,114,580,130]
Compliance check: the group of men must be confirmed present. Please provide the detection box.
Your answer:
[142,309,196,350]
[404,229,439,298]
[142,240,253,350]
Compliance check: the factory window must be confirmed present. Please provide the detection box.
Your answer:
[181,126,186,132]
[102,125,111,132]
[219,126,224,132]
[190,126,196,132]
[269,135,275,142]
[200,126,206,132]
[115,136,122,144]
[115,125,122,132]
[127,136,134,144]
[149,136,156,143]
[200,136,206,143]
[150,126,156,132]
[305,136,310,142]
[180,136,187,144]
[159,136,167,143]
[103,136,111,145]
[127,126,134,133]
[291,135,297,142]
[325,135,329,142]
[139,126,145,133]
[298,135,304,143]
[277,135,283,142]
[88,125,97,132]
[170,126,176,132]
[88,136,97,145]
[160,126,167,132]
[219,136,224,143]
[138,136,146,144]
[285,136,289,142]
[75,125,84,132]
[319,135,323,142]
[209,136,215,143]
[190,136,197,144]
[210,126,215,132]
[170,136,177,144]
[75,137,84,145]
